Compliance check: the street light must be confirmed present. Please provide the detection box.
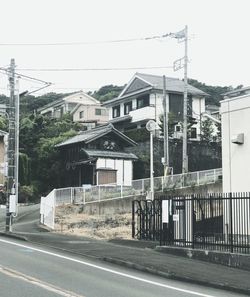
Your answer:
[146,120,159,200]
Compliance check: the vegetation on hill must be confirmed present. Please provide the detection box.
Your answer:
[91,84,124,102]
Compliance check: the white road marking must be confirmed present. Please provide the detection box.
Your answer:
[0,265,85,297]
[0,238,217,297]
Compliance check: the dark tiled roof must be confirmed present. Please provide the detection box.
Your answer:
[136,73,208,96]
[56,123,137,147]
[103,73,208,105]
[84,149,138,160]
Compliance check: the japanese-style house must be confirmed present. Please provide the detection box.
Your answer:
[56,124,138,187]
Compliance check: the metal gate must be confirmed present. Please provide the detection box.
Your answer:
[132,194,250,254]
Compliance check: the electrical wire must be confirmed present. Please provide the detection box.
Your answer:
[17,66,173,72]
[0,33,173,47]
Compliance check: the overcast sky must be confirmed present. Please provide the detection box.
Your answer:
[0,0,249,95]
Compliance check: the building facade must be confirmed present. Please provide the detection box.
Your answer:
[221,93,250,192]
[38,91,108,129]
[56,124,137,187]
[103,73,208,140]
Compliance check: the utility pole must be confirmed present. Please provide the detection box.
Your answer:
[182,25,188,173]
[172,26,189,173]
[162,75,169,175]
[6,58,16,232]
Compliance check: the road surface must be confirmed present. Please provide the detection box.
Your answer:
[0,236,247,297]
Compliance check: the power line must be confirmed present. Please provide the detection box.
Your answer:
[0,33,172,47]
[17,66,173,72]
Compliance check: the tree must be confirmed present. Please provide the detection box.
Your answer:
[91,85,124,102]
[200,118,214,143]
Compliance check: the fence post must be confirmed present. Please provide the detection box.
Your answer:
[214,169,216,183]
[98,186,101,202]
[132,200,135,238]
[162,177,164,192]
[191,194,195,249]
[197,172,199,186]
[121,184,123,198]
[70,187,73,204]
[229,192,233,253]
[83,188,86,205]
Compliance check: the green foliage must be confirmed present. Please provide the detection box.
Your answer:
[19,153,31,185]
[19,112,81,195]
[0,116,8,132]
[91,85,124,102]
[200,118,214,143]
[123,128,150,142]
[159,112,178,137]
[19,185,38,203]
[20,92,68,116]
[188,79,233,106]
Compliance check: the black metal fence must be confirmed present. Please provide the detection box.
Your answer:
[132,193,250,254]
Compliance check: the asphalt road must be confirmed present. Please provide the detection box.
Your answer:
[0,237,247,297]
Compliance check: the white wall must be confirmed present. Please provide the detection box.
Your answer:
[96,158,133,186]
[221,94,250,192]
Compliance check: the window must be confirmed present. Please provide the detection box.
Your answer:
[79,111,84,119]
[175,125,181,132]
[190,127,197,139]
[112,105,120,118]
[95,108,102,116]
[137,94,149,109]
[124,101,132,115]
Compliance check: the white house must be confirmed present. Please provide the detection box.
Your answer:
[102,73,208,140]
[38,91,108,129]
[221,93,250,192]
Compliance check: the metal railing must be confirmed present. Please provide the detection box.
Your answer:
[132,192,250,254]
[40,168,222,229]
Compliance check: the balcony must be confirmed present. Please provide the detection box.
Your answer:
[129,106,155,123]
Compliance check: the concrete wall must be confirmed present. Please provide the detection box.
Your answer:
[221,94,250,192]
[78,182,222,216]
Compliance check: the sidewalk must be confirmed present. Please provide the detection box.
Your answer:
[1,229,250,295]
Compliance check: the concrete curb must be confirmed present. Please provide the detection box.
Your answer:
[0,232,28,242]
[156,246,250,272]
[101,256,250,296]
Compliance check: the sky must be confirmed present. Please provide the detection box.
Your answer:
[0,0,249,96]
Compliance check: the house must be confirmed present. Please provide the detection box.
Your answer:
[37,91,108,129]
[102,73,208,140]
[0,130,8,185]
[56,123,138,187]
[221,93,250,192]
[223,86,250,99]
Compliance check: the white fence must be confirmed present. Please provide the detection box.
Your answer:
[40,189,55,229]
[40,168,222,229]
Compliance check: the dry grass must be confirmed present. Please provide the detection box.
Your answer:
[54,205,133,240]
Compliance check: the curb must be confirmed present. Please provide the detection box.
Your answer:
[0,232,28,242]
[102,256,250,296]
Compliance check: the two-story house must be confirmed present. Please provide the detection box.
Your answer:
[102,73,208,139]
[37,91,108,129]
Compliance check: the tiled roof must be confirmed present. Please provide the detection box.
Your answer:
[84,149,138,160]
[136,73,208,96]
[56,123,137,147]
[103,73,208,105]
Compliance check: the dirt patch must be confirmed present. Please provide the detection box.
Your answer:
[54,204,133,240]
